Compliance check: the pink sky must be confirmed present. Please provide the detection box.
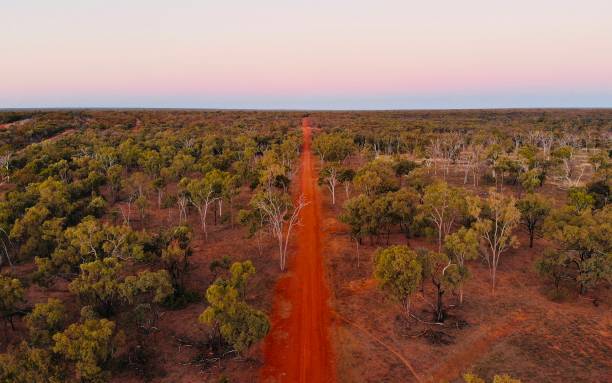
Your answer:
[1,0,611,108]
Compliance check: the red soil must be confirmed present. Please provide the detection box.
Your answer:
[260,119,336,382]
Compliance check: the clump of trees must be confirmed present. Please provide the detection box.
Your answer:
[373,246,422,317]
[0,110,304,382]
[538,204,611,294]
[374,245,463,322]
[199,261,270,355]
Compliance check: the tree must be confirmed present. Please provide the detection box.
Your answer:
[9,178,70,261]
[552,146,587,188]
[518,168,543,194]
[161,230,192,293]
[182,169,229,239]
[251,189,308,271]
[339,194,376,265]
[69,258,124,316]
[120,269,174,306]
[36,216,149,280]
[123,172,151,224]
[53,318,122,382]
[543,205,611,293]
[228,260,255,299]
[0,342,65,383]
[354,159,399,196]
[423,250,461,322]
[106,164,124,203]
[589,150,611,182]
[0,151,11,185]
[373,246,422,318]
[586,180,609,209]
[567,187,595,212]
[388,188,420,242]
[471,191,520,291]
[516,193,551,248]
[444,227,479,303]
[319,165,340,205]
[138,149,163,180]
[26,298,66,346]
[199,261,269,355]
[69,257,173,316]
[312,133,354,163]
[535,249,569,294]
[0,275,24,330]
[393,159,418,186]
[420,181,468,251]
[338,167,355,198]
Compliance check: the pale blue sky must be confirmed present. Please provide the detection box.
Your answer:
[1,0,611,109]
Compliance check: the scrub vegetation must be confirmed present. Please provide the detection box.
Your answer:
[0,109,609,382]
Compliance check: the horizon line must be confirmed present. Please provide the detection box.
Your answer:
[2,106,611,113]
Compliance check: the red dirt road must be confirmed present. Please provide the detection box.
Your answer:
[261,119,336,383]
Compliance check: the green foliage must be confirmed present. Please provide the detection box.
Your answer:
[69,257,174,316]
[535,249,569,294]
[312,133,355,162]
[199,261,269,354]
[586,180,609,209]
[470,191,520,290]
[228,260,255,299]
[26,298,66,346]
[69,258,124,316]
[161,240,190,291]
[36,216,149,280]
[393,159,418,178]
[121,269,174,305]
[518,168,543,193]
[7,178,72,261]
[516,193,551,248]
[373,246,422,316]
[0,342,65,383]
[422,250,462,322]
[340,194,374,243]
[340,188,419,246]
[420,181,468,249]
[354,159,399,196]
[444,227,479,264]
[543,205,611,293]
[567,187,595,212]
[444,227,479,303]
[0,275,24,329]
[53,319,122,382]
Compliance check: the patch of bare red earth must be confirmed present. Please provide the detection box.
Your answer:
[261,119,336,383]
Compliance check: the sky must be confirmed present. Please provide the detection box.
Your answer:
[1,0,612,109]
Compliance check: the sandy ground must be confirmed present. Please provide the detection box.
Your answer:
[322,183,611,383]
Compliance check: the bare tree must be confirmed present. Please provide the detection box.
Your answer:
[255,190,309,271]
[426,138,442,175]
[0,152,11,185]
[0,228,14,270]
[176,194,188,224]
[470,191,520,292]
[320,166,339,205]
[553,146,589,188]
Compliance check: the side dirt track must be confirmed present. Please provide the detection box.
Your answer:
[261,118,336,383]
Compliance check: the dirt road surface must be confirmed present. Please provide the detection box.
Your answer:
[261,118,336,382]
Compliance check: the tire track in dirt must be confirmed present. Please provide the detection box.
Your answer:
[427,309,530,383]
[260,118,336,382]
[336,313,423,382]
